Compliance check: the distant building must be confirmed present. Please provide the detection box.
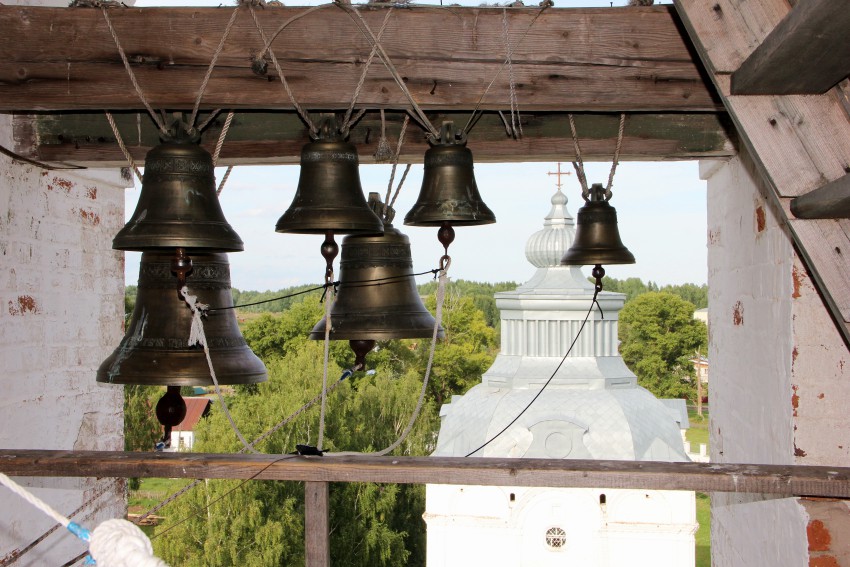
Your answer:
[168,397,211,452]
[693,308,708,324]
[425,189,697,566]
[690,355,709,385]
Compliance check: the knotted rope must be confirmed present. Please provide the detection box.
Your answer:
[180,286,258,454]
[0,473,167,567]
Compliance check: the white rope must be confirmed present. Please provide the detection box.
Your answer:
[317,282,334,451]
[329,258,449,457]
[189,6,241,129]
[0,473,167,567]
[180,286,259,454]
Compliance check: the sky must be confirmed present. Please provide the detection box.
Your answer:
[126,0,703,292]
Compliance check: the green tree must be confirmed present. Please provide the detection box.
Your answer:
[123,384,162,490]
[420,292,498,405]
[618,291,708,401]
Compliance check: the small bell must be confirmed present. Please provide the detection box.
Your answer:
[97,251,267,387]
[114,127,243,252]
[276,117,383,236]
[404,122,495,228]
[561,183,635,267]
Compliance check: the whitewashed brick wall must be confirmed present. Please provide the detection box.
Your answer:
[0,113,127,565]
[703,151,850,566]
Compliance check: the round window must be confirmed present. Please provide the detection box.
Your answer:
[545,526,566,550]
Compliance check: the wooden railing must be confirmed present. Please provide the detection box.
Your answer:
[3,449,850,566]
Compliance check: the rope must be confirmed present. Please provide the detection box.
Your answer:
[386,164,411,219]
[463,4,550,135]
[341,8,395,137]
[180,286,258,454]
[1,479,121,566]
[466,286,601,457]
[338,3,440,138]
[382,114,410,220]
[100,6,168,135]
[0,142,85,172]
[502,8,522,139]
[605,113,627,197]
[104,111,143,183]
[188,6,241,129]
[249,4,320,136]
[317,280,334,451]
[567,113,589,198]
[568,113,627,201]
[375,109,393,162]
[329,257,449,457]
[195,109,222,133]
[213,110,236,195]
[0,473,167,567]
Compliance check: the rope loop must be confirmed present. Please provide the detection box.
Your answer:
[439,254,452,273]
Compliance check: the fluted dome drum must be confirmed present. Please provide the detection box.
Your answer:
[113,141,244,252]
[310,225,444,341]
[97,251,266,386]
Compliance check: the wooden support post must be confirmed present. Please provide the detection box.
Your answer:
[305,481,330,567]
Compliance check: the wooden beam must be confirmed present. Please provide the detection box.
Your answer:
[731,0,850,95]
[0,5,722,113]
[2,450,850,498]
[12,110,735,166]
[675,0,850,346]
[305,482,330,567]
[791,173,850,219]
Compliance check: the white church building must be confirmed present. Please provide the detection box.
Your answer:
[425,188,697,566]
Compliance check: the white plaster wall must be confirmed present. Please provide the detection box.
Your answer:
[425,484,695,567]
[702,153,809,566]
[0,112,127,564]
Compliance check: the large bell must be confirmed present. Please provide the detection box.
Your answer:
[97,251,267,386]
[114,140,243,252]
[404,122,496,227]
[561,183,635,266]
[309,225,445,342]
[276,118,383,235]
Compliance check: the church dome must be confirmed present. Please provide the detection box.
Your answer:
[524,189,575,268]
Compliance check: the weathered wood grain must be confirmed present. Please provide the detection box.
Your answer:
[731,0,850,95]
[2,450,850,498]
[791,173,850,219]
[0,5,721,112]
[305,482,330,567]
[14,110,735,166]
[675,0,850,344]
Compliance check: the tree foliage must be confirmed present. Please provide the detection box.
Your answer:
[618,292,708,401]
[598,276,708,309]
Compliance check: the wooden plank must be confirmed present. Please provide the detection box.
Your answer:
[791,173,850,219]
[305,482,330,567]
[14,111,735,166]
[675,0,850,343]
[2,449,850,498]
[731,0,850,95]
[0,5,722,112]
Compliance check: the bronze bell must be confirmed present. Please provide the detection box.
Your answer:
[561,183,635,266]
[276,117,383,235]
[404,121,496,227]
[97,251,267,387]
[309,219,445,367]
[114,140,243,252]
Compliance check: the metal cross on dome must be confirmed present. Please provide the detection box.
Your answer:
[546,162,571,190]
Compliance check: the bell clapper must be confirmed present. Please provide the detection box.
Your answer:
[154,386,187,450]
[349,339,376,372]
[171,247,194,295]
[321,231,339,287]
[592,264,605,294]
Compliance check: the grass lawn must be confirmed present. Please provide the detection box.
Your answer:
[695,492,711,567]
[687,408,710,449]
[128,477,192,514]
